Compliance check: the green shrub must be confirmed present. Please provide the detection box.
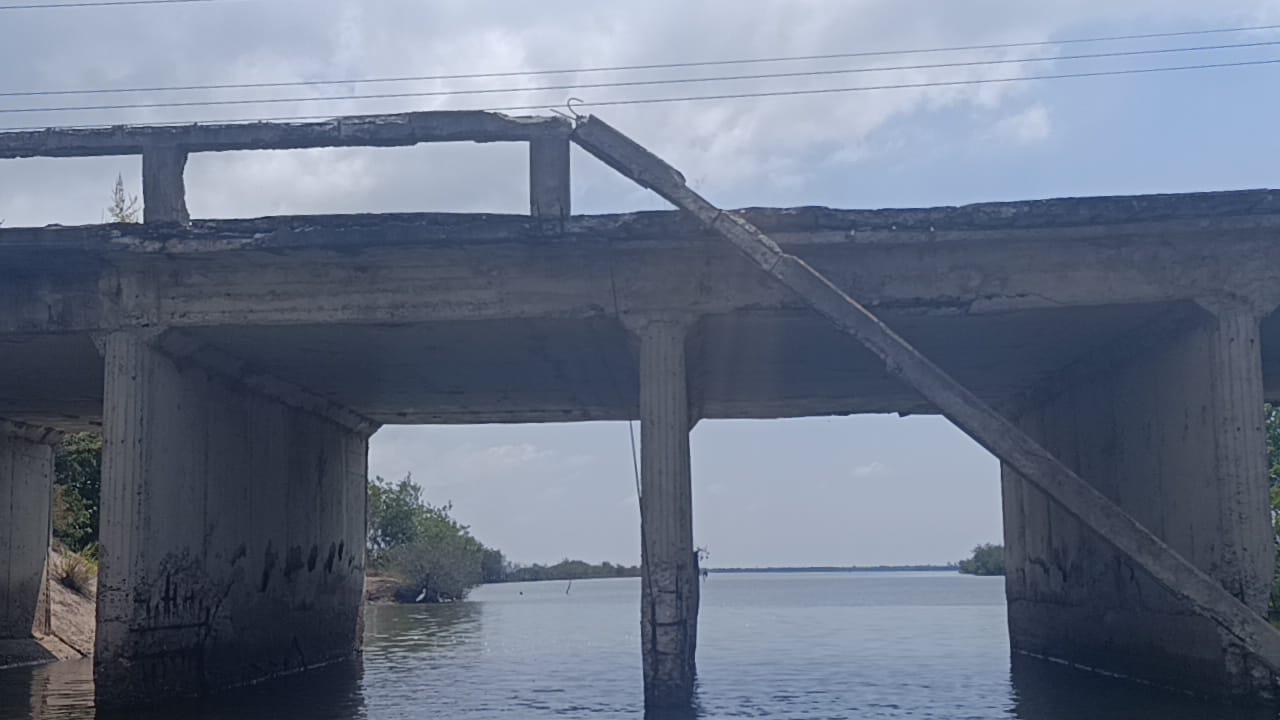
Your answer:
[958,543,1005,576]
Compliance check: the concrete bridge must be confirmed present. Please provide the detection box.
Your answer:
[2,110,1280,708]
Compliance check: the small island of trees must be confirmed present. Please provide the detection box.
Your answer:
[957,543,1005,576]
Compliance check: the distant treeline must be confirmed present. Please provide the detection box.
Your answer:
[500,559,640,583]
[709,564,957,574]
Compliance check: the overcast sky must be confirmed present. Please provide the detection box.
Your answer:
[3,0,1278,566]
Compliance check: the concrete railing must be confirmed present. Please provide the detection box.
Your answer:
[0,111,572,225]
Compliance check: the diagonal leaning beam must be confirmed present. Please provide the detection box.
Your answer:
[569,115,1280,672]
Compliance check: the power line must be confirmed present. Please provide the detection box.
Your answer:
[0,0,227,9]
[3,22,1280,96]
[2,39,1276,115]
[2,55,1275,133]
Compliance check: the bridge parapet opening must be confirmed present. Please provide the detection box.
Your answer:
[0,111,572,226]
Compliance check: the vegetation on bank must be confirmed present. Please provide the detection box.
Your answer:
[367,475,500,602]
[957,544,1005,576]
[368,474,642,600]
[710,565,957,573]
[505,560,639,582]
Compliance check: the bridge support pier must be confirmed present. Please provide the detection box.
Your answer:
[0,421,58,643]
[94,331,372,707]
[634,317,700,709]
[1001,302,1275,698]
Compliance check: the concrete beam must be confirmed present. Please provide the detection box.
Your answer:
[0,111,572,158]
[632,316,699,708]
[155,330,380,436]
[95,330,369,707]
[3,189,1280,337]
[0,420,59,640]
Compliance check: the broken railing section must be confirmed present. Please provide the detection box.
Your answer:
[569,115,1280,685]
[0,111,572,224]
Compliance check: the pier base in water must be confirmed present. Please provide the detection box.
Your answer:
[94,331,373,707]
[634,317,700,709]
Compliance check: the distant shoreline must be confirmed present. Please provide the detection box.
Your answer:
[707,565,958,574]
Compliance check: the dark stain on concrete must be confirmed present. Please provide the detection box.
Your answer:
[260,541,278,593]
[324,542,337,574]
[230,543,248,566]
[307,544,319,573]
[283,546,305,581]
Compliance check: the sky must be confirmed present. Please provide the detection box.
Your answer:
[2,0,1279,566]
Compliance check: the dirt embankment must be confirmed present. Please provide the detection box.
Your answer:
[0,549,96,669]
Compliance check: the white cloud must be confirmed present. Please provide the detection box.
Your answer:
[993,104,1052,145]
[851,461,887,479]
[5,0,1266,224]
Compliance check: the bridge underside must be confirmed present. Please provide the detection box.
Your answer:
[0,302,1190,428]
[2,191,1280,705]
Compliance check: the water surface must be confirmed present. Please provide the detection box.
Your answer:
[0,572,1269,718]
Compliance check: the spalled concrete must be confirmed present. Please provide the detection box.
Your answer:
[94,331,371,707]
[1002,302,1275,698]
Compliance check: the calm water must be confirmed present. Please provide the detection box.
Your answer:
[0,572,1272,719]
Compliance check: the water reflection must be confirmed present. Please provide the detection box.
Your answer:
[1008,654,1273,720]
[1,575,1276,719]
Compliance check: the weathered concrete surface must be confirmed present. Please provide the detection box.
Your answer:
[94,331,371,707]
[0,421,57,641]
[0,111,570,158]
[141,146,189,224]
[6,192,1280,430]
[634,317,699,707]
[1002,302,1275,698]
[1,186,1280,703]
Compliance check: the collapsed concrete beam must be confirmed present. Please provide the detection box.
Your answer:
[570,115,1280,678]
[0,111,572,159]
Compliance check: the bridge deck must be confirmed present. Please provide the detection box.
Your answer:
[1,189,1279,429]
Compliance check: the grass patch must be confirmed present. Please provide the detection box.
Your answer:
[52,550,97,598]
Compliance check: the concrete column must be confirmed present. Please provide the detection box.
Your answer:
[529,135,570,225]
[634,317,699,709]
[142,145,189,224]
[0,422,58,640]
[95,331,370,707]
[1001,302,1274,699]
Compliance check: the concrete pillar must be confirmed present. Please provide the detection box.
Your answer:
[529,135,570,225]
[95,331,370,707]
[0,421,58,640]
[1001,301,1274,698]
[142,145,189,224]
[633,317,699,709]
